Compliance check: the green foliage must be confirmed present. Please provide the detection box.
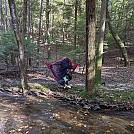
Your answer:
[79,88,99,100]
[105,32,115,48]
[55,0,64,5]
[104,0,134,46]
[22,37,39,59]
[80,89,90,98]
[68,48,85,60]
[16,0,23,16]
[109,0,133,33]
[0,29,40,65]
[58,43,85,61]
[98,89,134,103]
[1,0,133,67]
[0,29,17,62]
[79,87,134,104]
[64,6,73,20]
[29,83,50,91]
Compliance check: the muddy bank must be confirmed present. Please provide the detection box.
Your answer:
[0,90,134,134]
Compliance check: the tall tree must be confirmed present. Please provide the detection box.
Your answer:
[37,0,43,64]
[106,0,130,67]
[74,0,78,63]
[8,0,29,91]
[27,0,31,67]
[0,0,4,29]
[5,0,8,30]
[27,0,31,36]
[62,0,66,44]
[95,0,106,85]
[86,0,96,95]
[23,0,28,36]
[46,0,51,59]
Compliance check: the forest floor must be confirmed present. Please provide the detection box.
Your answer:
[0,48,134,133]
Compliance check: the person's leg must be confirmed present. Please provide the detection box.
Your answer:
[58,79,65,88]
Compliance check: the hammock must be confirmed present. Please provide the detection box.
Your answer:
[46,57,78,87]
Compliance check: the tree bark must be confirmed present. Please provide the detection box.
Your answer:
[46,0,51,59]
[86,0,96,95]
[27,0,31,36]
[95,0,106,85]
[23,0,28,36]
[27,0,31,66]
[8,0,29,91]
[0,0,2,26]
[5,0,8,30]
[106,1,130,67]
[74,0,78,63]
[37,0,43,65]
[62,0,65,44]
[0,0,4,29]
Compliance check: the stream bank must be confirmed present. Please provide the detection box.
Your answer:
[0,88,134,134]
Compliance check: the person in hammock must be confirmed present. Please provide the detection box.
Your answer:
[46,57,78,88]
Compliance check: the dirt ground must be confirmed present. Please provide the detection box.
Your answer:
[0,48,134,134]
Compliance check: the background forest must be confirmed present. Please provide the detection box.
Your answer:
[0,0,133,67]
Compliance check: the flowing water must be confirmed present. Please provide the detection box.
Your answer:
[0,91,134,134]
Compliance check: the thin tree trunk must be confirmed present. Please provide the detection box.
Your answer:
[27,0,31,66]
[38,0,43,45]
[23,0,28,68]
[86,0,96,95]
[62,0,65,44]
[0,0,2,27]
[46,0,51,59]
[106,1,130,67]
[37,0,43,65]
[74,0,78,63]
[0,0,4,29]
[5,0,8,30]
[31,14,34,41]
[8,0,29,91]
[23,0,27,36]
[51,0,54,39]
[95,0,106,85]
[27,0,31,36]
[95,0,98,25]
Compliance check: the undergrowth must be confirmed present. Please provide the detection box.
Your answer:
[28,83,134,104]
[97,89,134,103]
[65,86,134,103]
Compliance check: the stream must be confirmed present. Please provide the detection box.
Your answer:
[0,90,134,134]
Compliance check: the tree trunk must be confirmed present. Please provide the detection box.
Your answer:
[62,0,65,44]
[46,0,51,59]
[0,0,4,29]
[51,2,54,39]
[95,0,106,85]
[23,0,27,36]
[106,1,130,67]
[8,0,29,91]
[27,0,32,67]
[38,0,43,45]
[0,0,2,26]
[86,0,96,95]
[27,0,31,36]
[74,0,78,63]
[27,0,31,66]
[5,0,8,30]
[37,0,43,65]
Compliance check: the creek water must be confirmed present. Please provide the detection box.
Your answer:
[0,91,134,134]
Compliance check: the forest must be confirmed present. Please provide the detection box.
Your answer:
[0,0,134,133]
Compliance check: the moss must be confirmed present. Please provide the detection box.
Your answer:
[64,85,134,103]
[28,83,50,91]
[97,89,134,103]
